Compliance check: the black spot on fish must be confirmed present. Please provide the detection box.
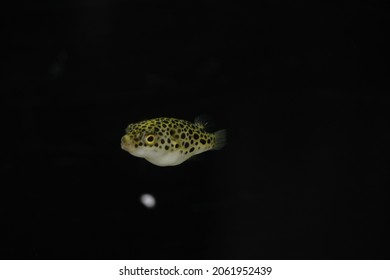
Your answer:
[184,142,189,148]
[165,145,169,150]
[189,147,195,153]
[181,133,185,139]
[194,133,199,140]
[200,139,206,145]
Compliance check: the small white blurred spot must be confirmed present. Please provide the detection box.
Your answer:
[140,193,156,209]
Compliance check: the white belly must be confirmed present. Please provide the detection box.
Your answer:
[145,151,189,167]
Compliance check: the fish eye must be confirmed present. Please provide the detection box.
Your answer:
[144,134,155,145]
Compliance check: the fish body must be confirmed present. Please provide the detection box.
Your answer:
[121,117,226,166]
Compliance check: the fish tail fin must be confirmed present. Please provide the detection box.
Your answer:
[213,129,227,150]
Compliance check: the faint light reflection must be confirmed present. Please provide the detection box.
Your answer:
[140,193,156,209]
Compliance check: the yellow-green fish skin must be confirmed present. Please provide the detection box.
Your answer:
[121,117,226,166]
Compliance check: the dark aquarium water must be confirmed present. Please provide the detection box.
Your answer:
[2,0,388,259]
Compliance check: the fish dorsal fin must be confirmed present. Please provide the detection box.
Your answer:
[194,114,214,132]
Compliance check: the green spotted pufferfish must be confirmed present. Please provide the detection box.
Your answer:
[121,117,226,166]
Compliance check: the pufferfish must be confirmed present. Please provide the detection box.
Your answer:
[121,117,226,166]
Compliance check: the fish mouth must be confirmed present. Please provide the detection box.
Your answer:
[120,142,128,151]
[121,135,133,151]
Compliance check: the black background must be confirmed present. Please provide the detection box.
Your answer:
[2,0,389,259]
